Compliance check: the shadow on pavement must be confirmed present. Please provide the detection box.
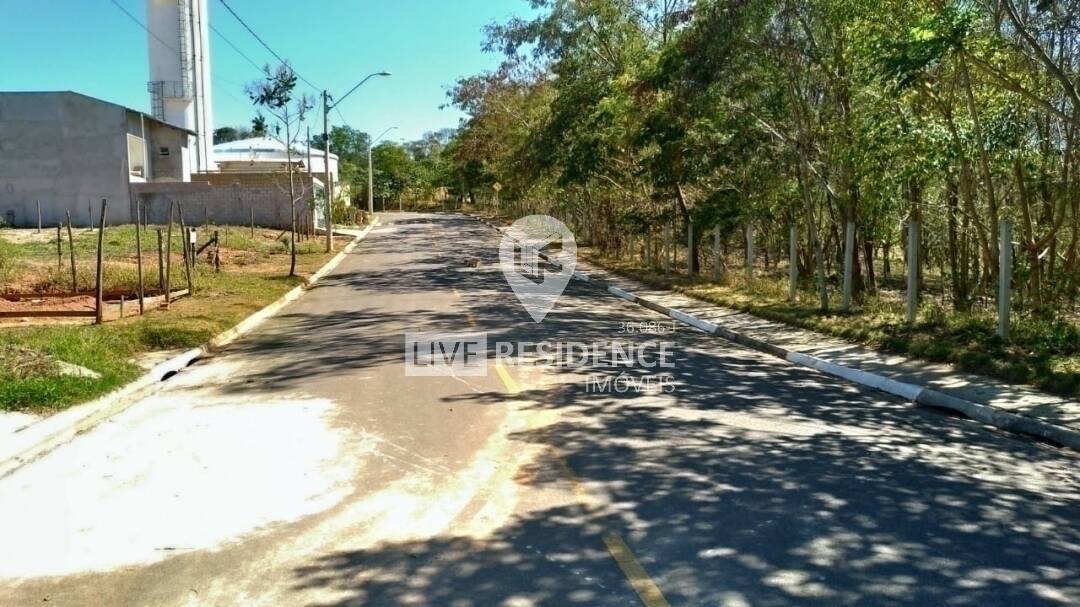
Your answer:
[225,214,1080,606]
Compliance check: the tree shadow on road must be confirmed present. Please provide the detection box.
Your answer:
[217,214,1079,606]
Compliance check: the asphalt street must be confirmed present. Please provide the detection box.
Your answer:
[0,212,1077,606]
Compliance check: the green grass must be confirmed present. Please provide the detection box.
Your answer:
[584,250,1080,398]
[0,225,345,413]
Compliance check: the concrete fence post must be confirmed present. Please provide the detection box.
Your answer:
[842,221,855,311]
[670,220,677,271]
[789,224,798,302]
[664,221,672,273]
[713,225,722,281]
[745,223,755,284]
[997,220,1012,340]
[687,221,695,276]
[906,219,920,323]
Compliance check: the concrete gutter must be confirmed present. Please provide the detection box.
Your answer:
[0,221,379,479]
[472,214,1079,451]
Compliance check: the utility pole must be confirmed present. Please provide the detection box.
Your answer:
[306,126,314,239]
[322,90,333,252]
[285,105,297,277]
[367,140,374,215]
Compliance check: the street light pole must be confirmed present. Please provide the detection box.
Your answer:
[321,71,390,251]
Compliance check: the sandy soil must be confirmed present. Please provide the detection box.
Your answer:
[0,295,95,313]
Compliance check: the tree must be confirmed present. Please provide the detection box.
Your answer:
[443,0,1079,319]
[251,113,268,137]
[247,62,314,276]
[213,126,252,144]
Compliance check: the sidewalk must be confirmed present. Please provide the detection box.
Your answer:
[575,257,1079,447]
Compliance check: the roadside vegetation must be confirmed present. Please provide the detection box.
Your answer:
[430,0,1079,397]
[0,225,352,412]
[214,1,1079,396]
[583,247,1079,396]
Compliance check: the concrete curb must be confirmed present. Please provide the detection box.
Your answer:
[470,214,1079,451]
[0,221,379,479]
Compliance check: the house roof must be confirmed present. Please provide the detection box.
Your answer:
[213,136,338,163]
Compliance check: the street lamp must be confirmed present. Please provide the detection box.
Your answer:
[321,71,390,252]
[368,126,397,215]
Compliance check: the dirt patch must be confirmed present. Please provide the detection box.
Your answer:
[0,228,73,245]
[0,295,95,313]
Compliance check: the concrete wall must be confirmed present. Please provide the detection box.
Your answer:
[0,92,131,227]
[133,182,313,230]
[145,119,190,182]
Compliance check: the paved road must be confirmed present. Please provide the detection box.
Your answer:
[1,212,1077,606]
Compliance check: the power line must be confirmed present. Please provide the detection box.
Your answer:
[209,23,264,73]
[215,0,320,92]
[108,0,260,89]
[107,0,178,53]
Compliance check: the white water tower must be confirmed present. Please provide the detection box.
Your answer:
[146,0,215,173]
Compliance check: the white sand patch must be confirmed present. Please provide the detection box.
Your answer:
[0,384,353,579]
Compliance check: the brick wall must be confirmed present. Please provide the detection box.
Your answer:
[132,181,315,230]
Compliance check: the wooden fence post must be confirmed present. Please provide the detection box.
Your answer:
[214,230,221,273]
[250,207,255,238]
[135,202,145,314]
[177,205,194,294]
[165,203,174,305]
[64,211,77,292]
[56,223,63,271]
[94,200,107,324]
[997,220,1012,340]
[36,200,42,233]
[157,229,165,290]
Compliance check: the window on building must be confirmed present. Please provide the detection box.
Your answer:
[127,134,146,179]
[159,147,170,156]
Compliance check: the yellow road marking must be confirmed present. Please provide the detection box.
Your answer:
[603,533,672,607]
[491,361,669,607]
[493,362,521,394]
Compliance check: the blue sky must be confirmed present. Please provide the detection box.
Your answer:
[0,0,532,141]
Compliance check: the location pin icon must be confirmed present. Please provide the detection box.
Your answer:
[500,215,577,323]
